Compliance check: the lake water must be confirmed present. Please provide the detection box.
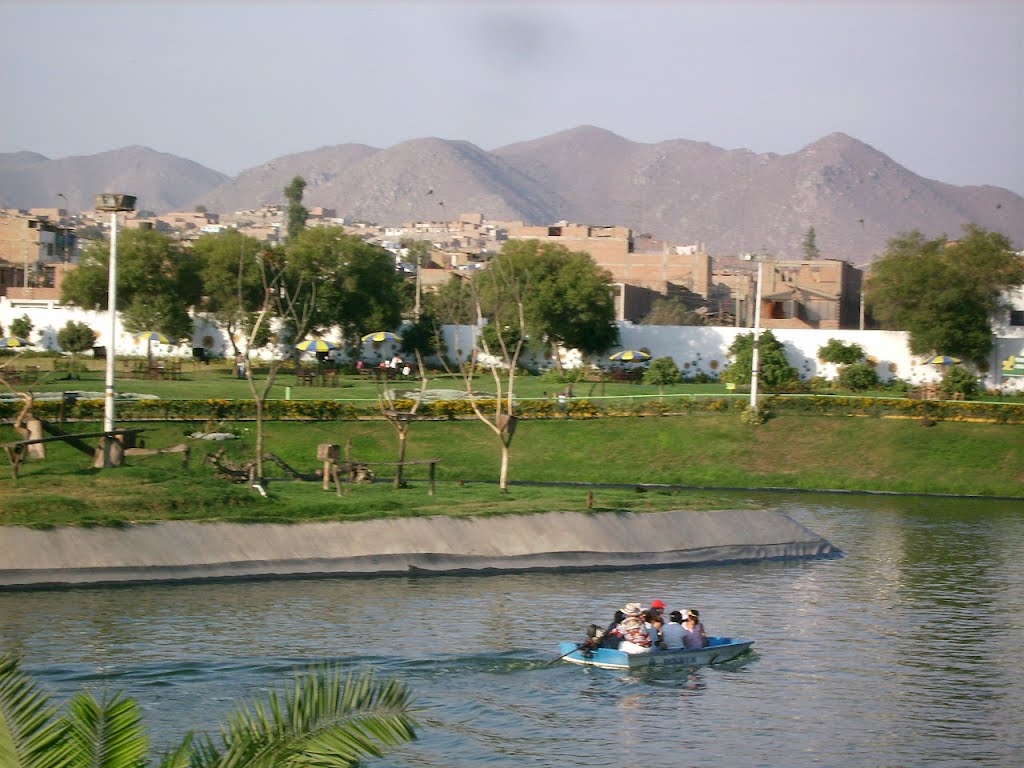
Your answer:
[2,493,1023,767]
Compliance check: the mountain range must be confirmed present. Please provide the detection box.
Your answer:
[2,126,1021,263]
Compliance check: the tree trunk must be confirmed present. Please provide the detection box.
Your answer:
[254,396,265,480]
[499,441,511,492]
[394,428,408,489]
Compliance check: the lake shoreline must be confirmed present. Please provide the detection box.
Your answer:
[0,508,836,590]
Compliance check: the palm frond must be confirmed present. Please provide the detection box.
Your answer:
[195,664,417,768]
[66,689,149,768]
[156,732,196,768]
[0,654,75,768]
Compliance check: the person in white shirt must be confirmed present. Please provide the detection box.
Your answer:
[661,610,686,650]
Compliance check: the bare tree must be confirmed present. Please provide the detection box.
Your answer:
[376,350,430,488]
[240,249,316,483]
[440,261,528,492]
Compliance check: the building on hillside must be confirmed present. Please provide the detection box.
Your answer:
[750,258,863,330]
[506,222,713,322]
[0,211,76,299]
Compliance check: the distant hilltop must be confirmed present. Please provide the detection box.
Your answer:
[2,126,1022,262]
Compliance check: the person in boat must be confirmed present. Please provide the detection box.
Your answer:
[660,610,686,650]
[642,609,664,649]
[681,609,708,649]
[648,600,666,635]
[601,610,625,648]
[617,603,653,654]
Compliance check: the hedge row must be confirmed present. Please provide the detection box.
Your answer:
[3,394,1023,424]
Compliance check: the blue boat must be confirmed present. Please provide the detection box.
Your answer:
[558,637,755,670]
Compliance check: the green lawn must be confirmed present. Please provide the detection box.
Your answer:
[2,413,1022,527]
[8,355,1019,403]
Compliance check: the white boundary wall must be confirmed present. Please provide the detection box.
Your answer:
[4,299,1023,393]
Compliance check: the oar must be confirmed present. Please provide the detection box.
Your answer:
[549,643,586,664]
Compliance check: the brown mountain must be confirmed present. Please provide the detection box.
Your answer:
[197,138,568,224]
[0,146,228,213]
[3,128,1021,262]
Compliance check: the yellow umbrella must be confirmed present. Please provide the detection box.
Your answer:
[609,350,651,362]
[361,331,402,343]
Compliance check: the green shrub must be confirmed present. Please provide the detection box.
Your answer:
[941,367,979,399]
[818,338,865,365]
[838,363,880,391]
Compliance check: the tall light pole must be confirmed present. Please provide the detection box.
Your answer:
[57,193,70,264]
[93,193,136,439]
[749,259,765,414]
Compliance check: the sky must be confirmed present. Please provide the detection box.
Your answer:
[2,1,1022,195]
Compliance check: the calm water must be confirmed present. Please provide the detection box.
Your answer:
[2,493,1023,767]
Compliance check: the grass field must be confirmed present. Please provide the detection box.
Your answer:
[2,411,1022,527]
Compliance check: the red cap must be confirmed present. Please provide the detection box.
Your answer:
[651,600,666,610]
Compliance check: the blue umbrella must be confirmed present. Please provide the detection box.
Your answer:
[925,355,961,365]
[0,336,31,348]
[132,331,171,344]
[295,338,338,353]
[361,331,402,343]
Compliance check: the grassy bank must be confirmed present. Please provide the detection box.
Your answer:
[1,413,1022,527]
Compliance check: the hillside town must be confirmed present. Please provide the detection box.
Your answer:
[1,199,1022,392]
[1,202,861,328]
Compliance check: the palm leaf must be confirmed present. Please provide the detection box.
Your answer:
[0,654,75,768]
[195,664,417,768]
[66,689,149,768]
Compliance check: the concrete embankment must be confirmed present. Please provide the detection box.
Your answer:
[0,509,837,589]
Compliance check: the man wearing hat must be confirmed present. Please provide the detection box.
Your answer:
[617,603,653,654]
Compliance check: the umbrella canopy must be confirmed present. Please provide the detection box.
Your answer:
[361,331,402,343]
[295,338,338,353]
[0,336,31,348]
[609,349,651,362]
[132,331,171,344]
[925,355,961,365]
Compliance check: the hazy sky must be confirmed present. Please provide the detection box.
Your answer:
[2,1,1022,194]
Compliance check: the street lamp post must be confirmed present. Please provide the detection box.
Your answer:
[749,259,765,414]
[93,193,136,452]
[57,193,70,263]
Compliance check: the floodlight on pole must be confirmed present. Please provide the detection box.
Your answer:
[93,193,136,438]
[749,259,764,414]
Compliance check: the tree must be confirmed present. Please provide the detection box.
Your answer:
[640,297,706,326]
[723,330,799,388]
[940,366,979,400]
[440,259,528,493]
[643,356,683,396]
[838,363,879,391]
[284,175,308,241]
[399,311,442,361]
[425,275,477,326]
[0,653,417,768]
[9,314,32,340]
[57,321,96,379]
[802,226,821,260]
[192,231,266,356]
[400,238,433,320]
[61,229,201,341]
[866,225,1024,365]
[818,338,864,365]
[285,227,404,343]
[239,246,317,482]
[476,240,618,368]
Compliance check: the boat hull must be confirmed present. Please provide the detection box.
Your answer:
[558,636,754,670]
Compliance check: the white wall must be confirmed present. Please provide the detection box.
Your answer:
[4,299,1022,393]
